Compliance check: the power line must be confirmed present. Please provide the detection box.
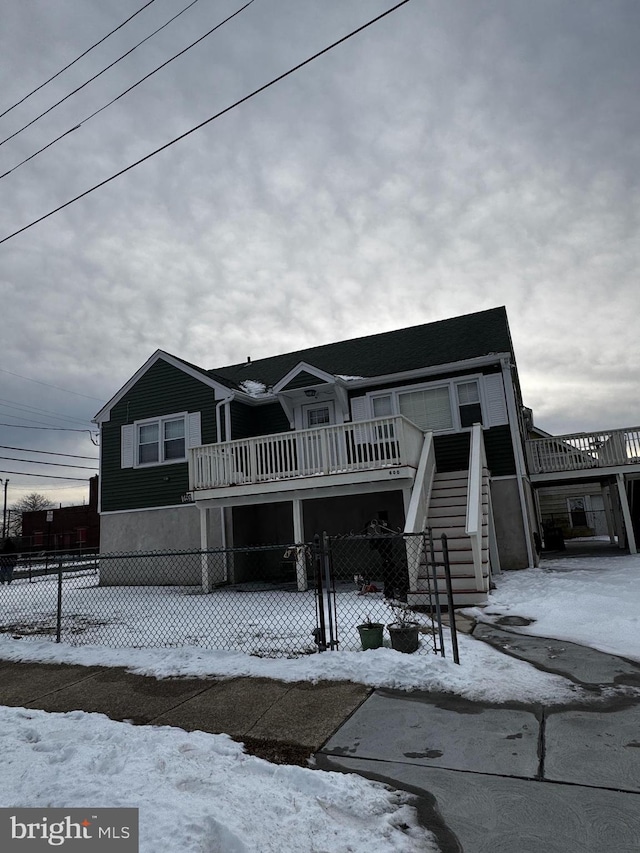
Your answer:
[0,0,413,246]
[0,411,91,430]
[0,445,97,460]
[0,367,105,402]
[0,0,158,121]
[0,455,97,470]
[0,423,98,434]
[0,0,204,150]
[0,399,93,427]
[2,0,255,179]
[0,469,93,481]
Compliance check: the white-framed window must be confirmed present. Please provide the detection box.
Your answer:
[121,411,203,469]
[367,377,485,433]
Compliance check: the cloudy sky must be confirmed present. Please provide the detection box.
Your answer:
[0,0,638,508]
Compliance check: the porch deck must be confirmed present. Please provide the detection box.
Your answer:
[188,416,425,493]
[526,427,640,481]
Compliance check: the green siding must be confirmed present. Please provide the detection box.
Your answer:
[434,434,470,472]
[434,426,516,476]
[484,426,516,477]
[280,371,325,391]
[231,400,290,439]
[101,359,218,512]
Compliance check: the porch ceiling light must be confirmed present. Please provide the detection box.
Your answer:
[304,389,317,397]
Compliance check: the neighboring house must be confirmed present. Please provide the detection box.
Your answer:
[526,423,640,551]
[94,307,540,604]
[21,476,100,550]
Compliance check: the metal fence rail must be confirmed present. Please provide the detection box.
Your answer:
[0,532,459,662]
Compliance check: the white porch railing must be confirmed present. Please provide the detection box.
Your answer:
[466,423,487,590]
[526,427,640,475]
[189,416,425,491]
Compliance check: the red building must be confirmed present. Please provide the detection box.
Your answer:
[21,477,100,551]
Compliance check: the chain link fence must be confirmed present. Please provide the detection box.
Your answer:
[0,532,459,661]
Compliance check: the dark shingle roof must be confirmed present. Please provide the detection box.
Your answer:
[208,307,513,389]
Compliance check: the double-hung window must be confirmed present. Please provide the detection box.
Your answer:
[456,381,483,428]
[137,415,186,466]
[121,411,200,470]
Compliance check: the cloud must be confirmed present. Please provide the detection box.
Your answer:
[1,0,638,502]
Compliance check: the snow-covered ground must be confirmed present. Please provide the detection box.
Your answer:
[1,705,436,853]
[2,551,638,852]
[468,552,640,662]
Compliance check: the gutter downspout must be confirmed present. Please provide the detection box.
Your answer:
[501,357,536,568]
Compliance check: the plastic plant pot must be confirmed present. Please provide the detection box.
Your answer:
[357,622,385,650]
[387,622,420,653]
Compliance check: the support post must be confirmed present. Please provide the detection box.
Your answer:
[616,474,637,555]
[200,505,212,592]
[601,484,617,544]
[292,499,307,591]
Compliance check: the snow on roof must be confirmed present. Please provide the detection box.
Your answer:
[239,379,272,398]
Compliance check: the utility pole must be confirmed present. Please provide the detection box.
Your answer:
[1,478,8,540]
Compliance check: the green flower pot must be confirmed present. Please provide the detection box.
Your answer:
[357,623,385,650]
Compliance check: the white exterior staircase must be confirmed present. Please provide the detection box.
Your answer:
[408,467,492,607]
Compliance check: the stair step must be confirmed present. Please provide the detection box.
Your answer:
[415,576,489,592]
[407,590,489,607]
[433,470,469,481]
[428,506,468,518]
[421,550,488,565]
[430,485,469,498]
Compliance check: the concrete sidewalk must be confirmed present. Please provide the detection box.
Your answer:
[0,660,369,765]
[2,627,640,850]
[318,624,640,853]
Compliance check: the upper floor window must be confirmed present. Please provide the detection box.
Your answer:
[368,378,484,433]
[456,381,483,428]
[136,415,186,466]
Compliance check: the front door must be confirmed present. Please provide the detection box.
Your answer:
[299,402,337,473]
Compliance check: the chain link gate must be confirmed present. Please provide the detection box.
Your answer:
[312,529,459,661]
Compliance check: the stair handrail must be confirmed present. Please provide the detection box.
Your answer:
[466,423,486,590]
[404,431,435,593]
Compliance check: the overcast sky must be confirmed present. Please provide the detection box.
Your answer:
[1,0,638,508]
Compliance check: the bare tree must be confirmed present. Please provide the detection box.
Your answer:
[9,493,55,537]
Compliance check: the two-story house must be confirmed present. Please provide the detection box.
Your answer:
[93,306,540,604]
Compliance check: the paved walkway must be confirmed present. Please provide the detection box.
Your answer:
[2,626,640,850]
[0,660,369,764]
[317,624,640,852]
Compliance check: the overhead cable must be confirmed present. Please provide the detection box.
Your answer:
[0,0,158,121]
[2,0,255,179]
[0,0,204,150]
[0,0,413,246]
[0,469,93,481]
[0,455,97,470]
[0,445,97,460]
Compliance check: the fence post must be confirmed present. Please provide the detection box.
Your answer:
[313,534,327,651]
[322,532,338,650]
[425,530,446,658]
[441,534,460,664]
[55,557,63,643]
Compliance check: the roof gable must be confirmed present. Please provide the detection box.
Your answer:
[93,350,232,423]
[273,362,337,393]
